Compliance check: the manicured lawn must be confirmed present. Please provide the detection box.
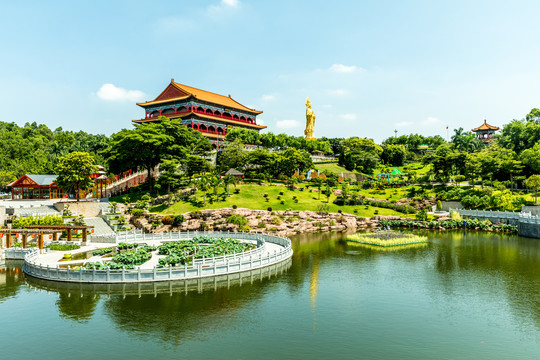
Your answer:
[149,183,403,217]
[314,161,353,175]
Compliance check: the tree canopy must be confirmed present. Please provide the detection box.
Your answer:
[104,117,210,189]
[55,152,98,201]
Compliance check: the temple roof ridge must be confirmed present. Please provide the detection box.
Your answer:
[137,80,263,114]
[472,119,499,131]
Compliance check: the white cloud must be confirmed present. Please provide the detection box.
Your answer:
[262,94,276,101]
[340,113,357,121]
[327,89,348,96]
[276,119,301,129]
[96,84,145,102]
[422,117,441,125]
[395,121,413,128]
[329,64,360,73]
[222,0,239,7]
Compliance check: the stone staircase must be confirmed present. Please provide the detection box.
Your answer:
[84,217,116,235]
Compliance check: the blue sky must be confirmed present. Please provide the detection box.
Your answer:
[2,0,540,143]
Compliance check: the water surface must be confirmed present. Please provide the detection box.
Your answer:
[1,230,539,359]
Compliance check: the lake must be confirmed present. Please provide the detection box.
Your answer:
[1,230,539,359]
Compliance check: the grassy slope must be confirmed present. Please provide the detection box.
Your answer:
[148,183,402,217]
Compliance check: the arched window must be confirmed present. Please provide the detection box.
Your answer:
[150,110,159,117]
[162,108,175,115]
[199,124,207,131]
[214,110,221,116]
[205,108,214,115]
[233,114,239,120]
[217,127,224,135]
[208,126,216,133]
[193,123,199,130]
[197,107,204,112]
[223,112,231,118]
[240,116,246,121]
[177,106,187,112]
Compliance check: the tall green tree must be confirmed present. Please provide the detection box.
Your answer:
[525,174,540,204]
[55,152,98,201]
[104,117,210,191]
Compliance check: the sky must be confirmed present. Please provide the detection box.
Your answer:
[1,0,540,143]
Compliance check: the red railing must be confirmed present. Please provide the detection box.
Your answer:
[147,108,257,125]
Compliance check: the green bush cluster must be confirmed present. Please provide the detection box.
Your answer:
[117,242,139,250]
[227,214,248,227]
[12,215,63,229]
[378,219,517,232]
[46,244,81,251]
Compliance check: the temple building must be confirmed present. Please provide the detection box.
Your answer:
[8,174,64,200]
[472,119,499,143]
[133,79,266,148]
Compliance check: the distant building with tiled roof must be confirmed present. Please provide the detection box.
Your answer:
[133,79,266,148]
[472,119,499,143]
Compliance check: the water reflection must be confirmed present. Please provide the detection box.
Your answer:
[0,260,25,303]
[1,230,539,356]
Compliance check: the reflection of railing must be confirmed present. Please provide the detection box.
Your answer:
[23,231,293,283]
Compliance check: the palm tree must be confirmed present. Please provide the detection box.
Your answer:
[222,174,236,196]
[209,175,222,201]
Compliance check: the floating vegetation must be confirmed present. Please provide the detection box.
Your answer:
[347,230,428,247]
[347,241,428,251]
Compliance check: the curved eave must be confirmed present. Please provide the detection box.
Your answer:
[136,94,263,115]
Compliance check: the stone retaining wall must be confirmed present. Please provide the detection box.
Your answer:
[128,208,410,237]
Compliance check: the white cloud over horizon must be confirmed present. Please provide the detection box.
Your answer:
[222,0,239,7]
[276,119,301,129]
[329,64,361,73]
[96,84,145,102]
[422,116,441,125]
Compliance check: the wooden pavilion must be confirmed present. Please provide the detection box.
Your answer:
[8,174,64,200]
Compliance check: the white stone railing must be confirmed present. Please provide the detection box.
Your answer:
[452,208,540,224]
[4,248,37,260]
[23,231,293,283]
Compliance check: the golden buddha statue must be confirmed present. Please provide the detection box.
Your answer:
[305,97,316,140]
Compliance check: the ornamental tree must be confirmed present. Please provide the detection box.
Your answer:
[55,152,98,201]
[525,174,540,204]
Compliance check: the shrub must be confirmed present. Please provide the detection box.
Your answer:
[416,210,427,221]
[329,219,336,226]
[374,210,379,215]
[234,189,240,194]
[279,191,284,195]
[436,200,442,211]
[271,216,281,225]
[227,214,248,226]
[161,215,174,225]
[257,222,266,228]
[338,209,342,213]
[173,215,185,226]
[267,207,272,212]
[280,200,285,204]
[46,244,80,251]
[199,220,209,230]
[232,204,238,209]
[131,208,144,217]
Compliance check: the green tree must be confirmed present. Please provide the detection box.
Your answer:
[526,108,540,122]
[339,137,383,174]
[525,174,540,204]
[55,152,98,201]
[104,117,209,191]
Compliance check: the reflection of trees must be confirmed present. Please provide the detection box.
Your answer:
[56,292,100,323]
[0,261,26,303]
[102,272,284,345]
[431,231,540,327]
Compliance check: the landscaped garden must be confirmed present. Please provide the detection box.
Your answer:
[80,236,257,270]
